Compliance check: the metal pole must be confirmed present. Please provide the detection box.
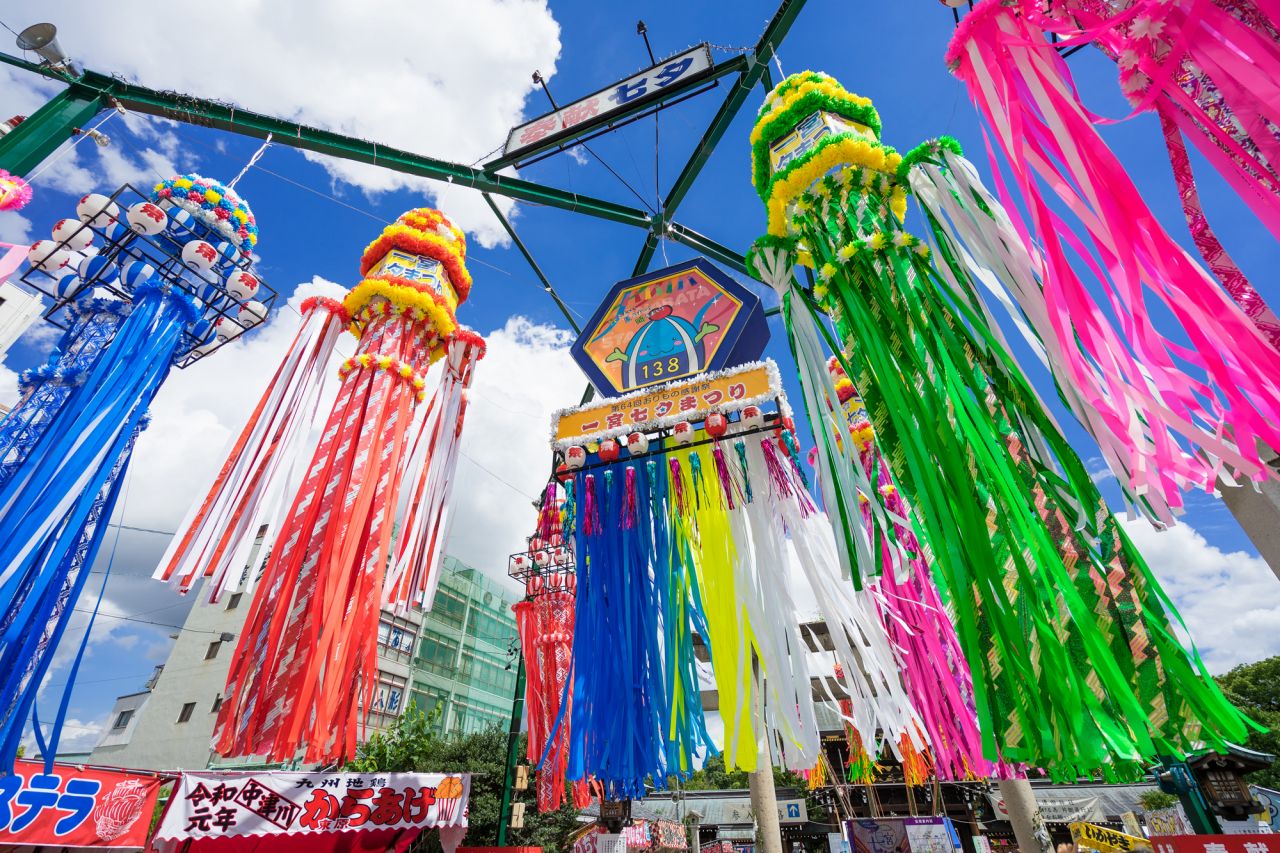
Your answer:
[996,778,1051,853]
[749,659,783,853]
[496,646,527,846]
[0,87,106,175]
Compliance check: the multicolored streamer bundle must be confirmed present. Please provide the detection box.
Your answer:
[0,283,198,769]
[155,296,350,601]
[750,72,1252,779]
[946,5,1280,520]
[386,328,485,610]
[214,208,477,764]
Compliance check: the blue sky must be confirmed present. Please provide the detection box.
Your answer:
[0,0,1277,755]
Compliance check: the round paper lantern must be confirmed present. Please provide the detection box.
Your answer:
[237,300,267,326]
[55,273,82,299]
[740,405,764,430]
[565,446,587,470]
[627,431,650,454]
[213,316,244,341]
[213,241,238,269]
[105,218,132,245]
[51,218,94,252]
[27,240,73,274]
[120,260,157,289]
[75,193,119,227]
[671,421,695,446]
[166,207,194,239]
[181,240,219,272]
[78,254,119,286]
[125,201,168,236]
[225,270,260,300]
[705,412,728,439]
[598,439,621,463]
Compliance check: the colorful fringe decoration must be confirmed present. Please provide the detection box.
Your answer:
[750,72,1253,780]
[946,4,1280,521]
[386,329,485,610]
[214,209,478,764]
[0,284,197,769]
[155,296,350,601]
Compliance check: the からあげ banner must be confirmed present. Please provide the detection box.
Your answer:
[153,771,469,844]
[0,759,165,848]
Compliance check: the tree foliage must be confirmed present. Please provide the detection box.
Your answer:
[678,753,826,822]
[1215,655,1280,790]
[1137,791,1179,813]
[348,707,585,852]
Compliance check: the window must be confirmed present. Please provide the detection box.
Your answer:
[225,593,242,611]
[211,694,222,713]
[205,641,221,660]
[112,709,134,730]
[177,702,196,723]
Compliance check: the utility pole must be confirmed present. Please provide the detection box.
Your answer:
[997,779,1052,853]
[496,649,527,846]
[750,661,784,853]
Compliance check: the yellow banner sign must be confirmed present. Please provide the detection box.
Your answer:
[555,363,776,444]
[1070,822,1152,853]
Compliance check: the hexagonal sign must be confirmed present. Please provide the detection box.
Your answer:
[571,258,769,397]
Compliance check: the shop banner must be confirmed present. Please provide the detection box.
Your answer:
[1070,822,1152,853]
[987,791,1105,824]
[848,817,961,853]
[0,759,164,848]
[1152,835,1280,853]
[154,770,468,844]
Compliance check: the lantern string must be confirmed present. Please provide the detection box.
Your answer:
[227,133,273,189]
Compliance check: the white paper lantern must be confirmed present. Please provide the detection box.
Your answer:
[213,316,244,341]
[166,207,194,238]
[51,218,94,252]
[225,270,260,300]
[565,446,587,470]
[740,405,764,430]
[27,240,73,274]
[213,241,238,268]
[237,300,267,326]
[76,193,120,227]
[126,201,168,236]
[105,219,132,245]
[181,240,219,272]
[627,431,649,454]
[120,261,157,289]
[671,421,695,446]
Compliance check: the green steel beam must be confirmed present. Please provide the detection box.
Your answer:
[665,221,748,274]
[0,85,108,176]
[482,193,581,334]
[483,53,750,173]
[496,650,527,846]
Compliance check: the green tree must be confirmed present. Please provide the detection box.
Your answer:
[348,707,586,852]
[1137,791,1179,813]
[1215,655,1280,790]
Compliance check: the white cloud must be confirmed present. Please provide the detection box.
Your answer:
[1122,518,1280,672]
[0,1,563,248]
[24,714,111,756]
[0,211,33,244]
[446,316,587,582]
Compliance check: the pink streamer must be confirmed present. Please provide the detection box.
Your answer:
[949,1,1280,516]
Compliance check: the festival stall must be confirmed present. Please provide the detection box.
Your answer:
[0,759,166,850]
[151,770,470,853]
[571,820,689,853]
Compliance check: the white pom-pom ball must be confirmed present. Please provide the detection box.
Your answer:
[76,193,119,227]
[78,254,119,286]
[52,218,94,252]
[27,240,73,274]
[181,240,219,272]
[225,270,260,300]
[125,201,168,236]
[120,260,157,289]
[238,300,267,326]
[55,273,82,299]
[213,316,244,341]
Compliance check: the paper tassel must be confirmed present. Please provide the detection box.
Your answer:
[947,4,1280,518]
[386,328,485,610]
[154,296,349,600]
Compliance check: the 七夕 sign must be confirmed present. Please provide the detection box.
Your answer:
[504,45,713,159]
[555,362,776,445]
[0,759,164,848]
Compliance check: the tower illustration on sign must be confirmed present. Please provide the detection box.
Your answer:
[571,258,768,396]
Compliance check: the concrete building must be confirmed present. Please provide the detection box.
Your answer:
[90,552,520,770]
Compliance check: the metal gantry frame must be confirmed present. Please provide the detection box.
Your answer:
[0,3,807,840]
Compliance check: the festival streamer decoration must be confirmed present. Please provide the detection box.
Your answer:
[946,6,1280,520]
[1022,0,1280,324]
[748,72,1252,780]
[154,294,350,601]
[0,178,274,771]
[213,208,480,764]
[509,488,591,812]
[553,360,925,795]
